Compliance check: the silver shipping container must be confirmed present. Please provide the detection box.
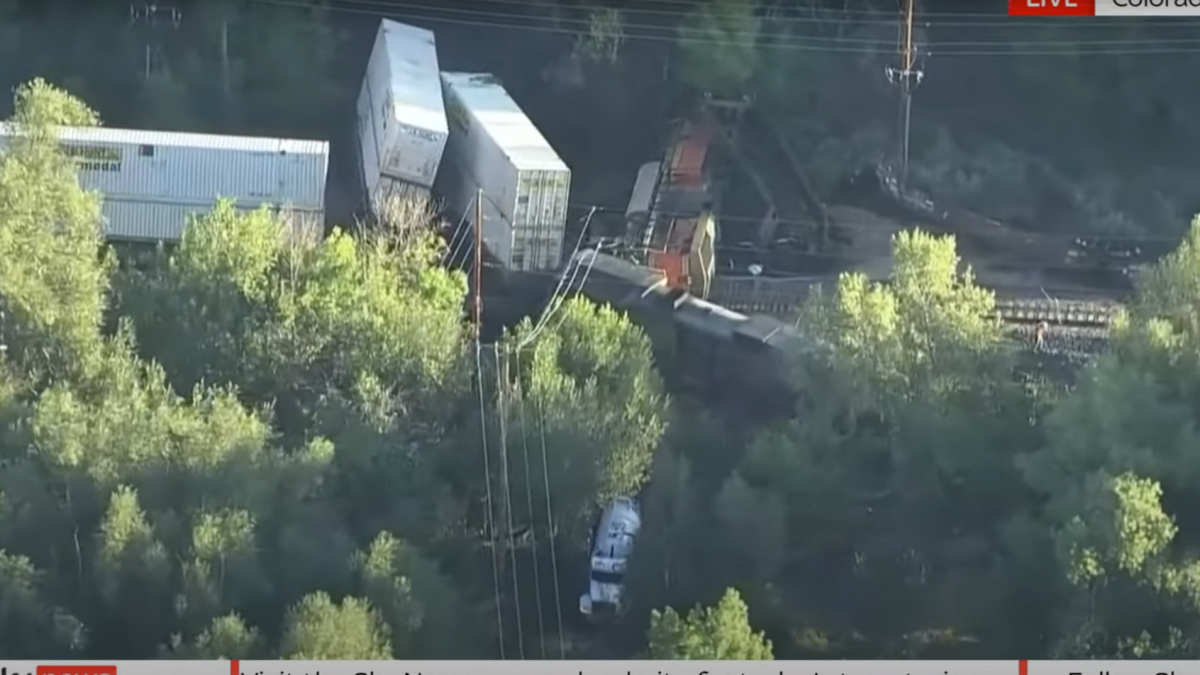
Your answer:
[357,18,447,206]
[440,72,571,272]
[626,161,661,218]
[437,159,509,265]
[0,125,329,242]
[100,200,323,242]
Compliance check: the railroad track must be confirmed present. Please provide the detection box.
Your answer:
[992,297,1118,326]
[710,277,1121,328]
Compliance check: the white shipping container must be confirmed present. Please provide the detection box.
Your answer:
[100,199,323,242]
[439,157,510,266]
[358,19,448,193]
[441,72,571,272]
[369,175,433,222]
[356,82,383,201]
[626,161,661,218]
[0,125,329,242]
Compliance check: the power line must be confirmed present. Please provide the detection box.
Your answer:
[539,248,604,337]
[533,372,566,659]
[566,201,1187,244]
[887,0,922,190]
[378,0,1200,24]
[513,347,548,659]
[312,0,1200,44]
[472,188,506,659]
[493,343,525,660]
[129,3,182,80]
[442,195,475,268]
[244,0,1200,56]
[514,209,596,351]
[475,341,506,659]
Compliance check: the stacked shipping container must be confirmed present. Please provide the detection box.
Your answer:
[355,19,448,215]
[439,72,571,272]
[0,125,329,242]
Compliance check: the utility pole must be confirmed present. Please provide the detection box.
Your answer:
[473,188,484,338]
[886,0,922,191]
[129,3,182,80]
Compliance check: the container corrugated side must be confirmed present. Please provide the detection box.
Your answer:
[361,24,390,179]
[69,142,327,211]
[479,191,511,267]
[369,175,433,221]
[357,79,382,199]
[442,78,519,223]
[627,161,660,217]
[509,168,570,272]
[101,199,323,243]
[100,200,206,241]
[439,155,512,268]
[379,19,445,138]
[373,20,446,189]
[379,129,445,188]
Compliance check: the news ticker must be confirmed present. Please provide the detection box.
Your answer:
[1010,0,1200,16]
[0,662,1194,675]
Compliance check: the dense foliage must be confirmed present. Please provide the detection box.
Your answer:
[4,0,1200,661]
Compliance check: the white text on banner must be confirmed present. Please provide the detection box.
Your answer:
[236,660,1022,675]
[0,663,229,675]
[1029,660,1200,675]
[1095,0,1200,16]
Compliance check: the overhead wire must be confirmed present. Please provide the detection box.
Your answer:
[493,343,526,659]
[381,0,1200,24]
[313,0,1200,49]
[533,365,566,659]
[403,0,1200,28]
[539,246,604,337]
[444,184,580,657]
[513,211,597,351]
[566,201,1188,244]
[474,339,507,659]
[512,347,549,659]
[442,195,475,268]
[246,0,1200,56]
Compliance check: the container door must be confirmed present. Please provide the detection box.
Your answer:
[278,153,322,213]
[512,170,569,272]
[247,152,279,209]
[383,127,441,189]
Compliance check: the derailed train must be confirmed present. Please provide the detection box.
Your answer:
[574,247,1118,418]
[575,249,809,417]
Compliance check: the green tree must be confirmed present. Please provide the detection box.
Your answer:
[648,588,773,659]
[279,592,393,660]
[351,531,487,658]
[0,79,111,384]
[501,298,666,540]
[676,0,761,97]
[165,613,263,659]
[731,230,1040,654]
[0,550,85,657]
[1019,216,1200,657]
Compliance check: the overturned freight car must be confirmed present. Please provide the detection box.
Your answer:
[355,19,448,217]
[438,72,571,273]
[576,250,807,418]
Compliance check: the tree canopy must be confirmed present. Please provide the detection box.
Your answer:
[5,20,1200,657]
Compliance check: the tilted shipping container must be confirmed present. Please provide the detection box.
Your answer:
[0,124,329,242]
[356,18,447,211]
[440,72,570,272]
